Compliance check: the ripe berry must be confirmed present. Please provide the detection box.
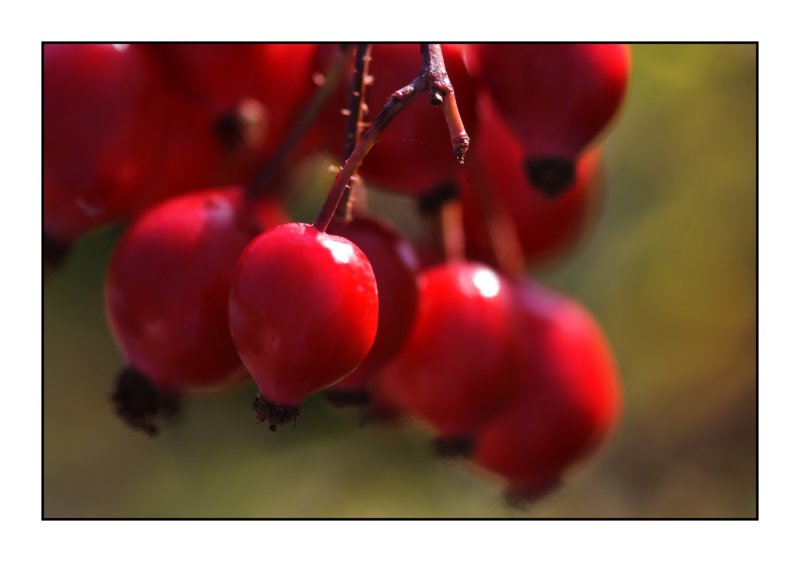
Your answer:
[146,43,318,181]
[467,43,629,195]
[44,43,164,249]
[106,187,285,435]
[472,281,621,506]
[316,43,478,196]
[228,223,379,430]
[324,214,420,407]
[44,43,224,275]
[136,91,220,208]
[460,96,603,268]
[380,262,518,455]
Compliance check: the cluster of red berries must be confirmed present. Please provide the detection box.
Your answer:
[45,43,629,506]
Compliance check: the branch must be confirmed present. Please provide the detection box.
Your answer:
[314,43,471,232]
[334,43,372,222]
[421,44,470,164]
[342,44,372,161]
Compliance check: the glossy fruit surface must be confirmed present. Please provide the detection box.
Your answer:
[106,187,282,391]
[460,96,603,268]
[467,43,628,193]
[44,43,164,244]
[316,43,478,196]
[326,215,420,399]
[473,281,622,501]
[381,261,518,441]
[229,223,379,407]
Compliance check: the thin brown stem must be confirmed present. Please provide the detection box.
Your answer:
[421,44,470,163]
[342,44,372,161]
[440,198,465,262]
[465,151,526,278]
[335,43,372,222]
[314,43,471,232]
[313,82,420,231]
[246,44,351,200]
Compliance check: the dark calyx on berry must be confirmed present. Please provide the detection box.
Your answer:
[43,234,71,277]
[324,389,371,409]
[358,406,402,428]
[524,157,576,198]
[111,367,180,437]
[503,479,562,510]
[433,435,476,458]
[214,98,267,152]
[417,181,460,215]
[252,395,301,432]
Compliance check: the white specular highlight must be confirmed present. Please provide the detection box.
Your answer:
[321,237,356,265]
[472,268,500,298]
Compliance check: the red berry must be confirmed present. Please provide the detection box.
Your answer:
[472,281,621,505]
[467,43,629,195]
[460,96,603,268]
[44,43,164,245]
[135,91,220,208]
[146,43,318,181]
[316,43,478,196]
[380,261,519,453]
[106,186,284,435]
[324,215,420,406]
[228,223,379,430]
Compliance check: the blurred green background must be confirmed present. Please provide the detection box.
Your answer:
[43,44,756,518]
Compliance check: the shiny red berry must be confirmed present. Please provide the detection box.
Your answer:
[467,43,629,195]
[460,95,603,268]
[228,222,379,430]
[316,43,478,196]
[381,261,519,454]
[472,281,622,505]
[324,215,420,407]
[106,187,285,435]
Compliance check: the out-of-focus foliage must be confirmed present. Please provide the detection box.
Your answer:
[43,44,756,518]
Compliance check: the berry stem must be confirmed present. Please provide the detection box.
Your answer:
[314,82,419,231]
[246,44,351,200]
[440,198,465,262]
[342,44,372,162]
[465,152,526,278]
[416,181,460,265]
[313,43,471,232]
[335,43,372,223]
[421,44,470,163]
